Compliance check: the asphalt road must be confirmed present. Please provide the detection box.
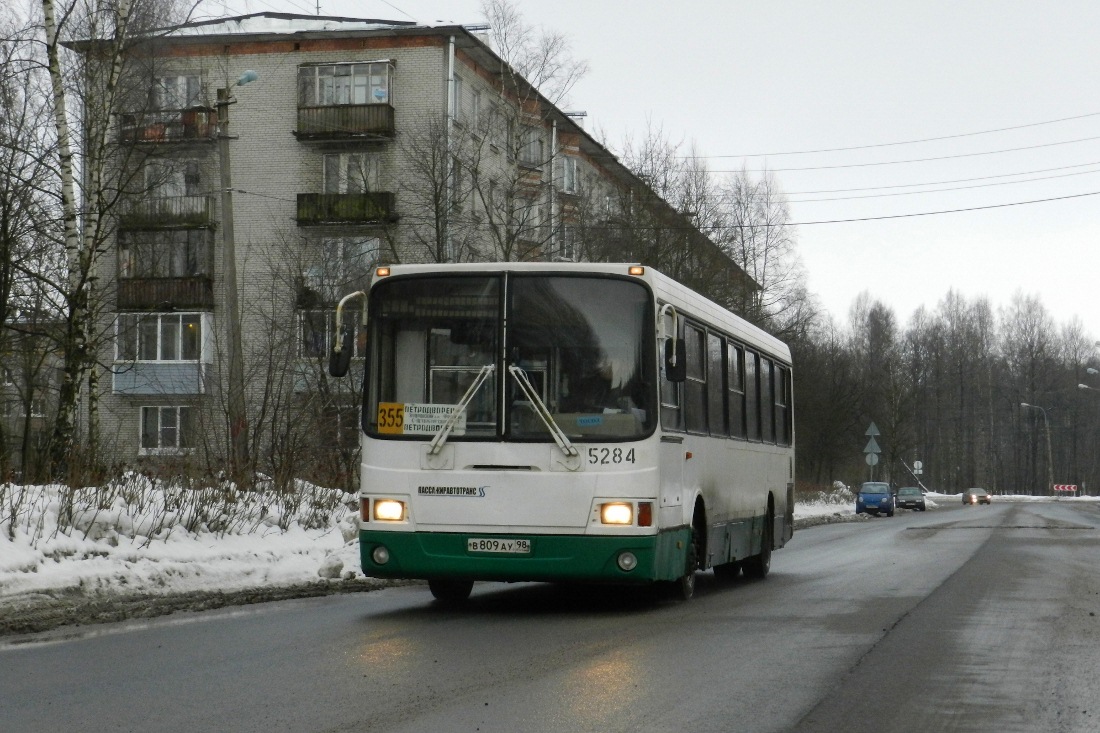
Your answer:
[2,499,1098,733]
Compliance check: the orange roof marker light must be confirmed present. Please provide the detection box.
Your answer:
[628,266,645,276]
[376,266,391,277]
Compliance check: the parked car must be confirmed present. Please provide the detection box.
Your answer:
[896,486,926,511]
[962,488,991,505]
[856,481,895,516]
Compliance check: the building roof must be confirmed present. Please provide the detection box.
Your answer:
[150,12,419,38]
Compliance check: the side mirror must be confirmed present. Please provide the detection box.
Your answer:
[328,325,354,377]
[664,338,686,382]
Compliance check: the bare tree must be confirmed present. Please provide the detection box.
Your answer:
[34,0,194,478]
[717,166,815,338]
[479,0,588,109]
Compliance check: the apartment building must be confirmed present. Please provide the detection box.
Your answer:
[87,12,752,475]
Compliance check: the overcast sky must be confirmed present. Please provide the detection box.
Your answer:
[198,0,1100,341]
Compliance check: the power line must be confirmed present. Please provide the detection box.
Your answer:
[712,135,1100,174]
[785,189,1100,226]
[689,111,1100,159]
[788,166,1100,204]
[783,160,1100,195]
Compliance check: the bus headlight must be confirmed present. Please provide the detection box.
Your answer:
[601,502,633,525]
[374,499,406,521]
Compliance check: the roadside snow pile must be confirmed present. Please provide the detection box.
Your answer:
[10,475,1089,605]
[0,476,358,602]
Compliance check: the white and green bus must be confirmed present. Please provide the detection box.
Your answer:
[329,263,794,602]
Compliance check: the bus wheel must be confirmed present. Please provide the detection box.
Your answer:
[675,530,700,600]
[428,579,474,603]
[743,512,773,580]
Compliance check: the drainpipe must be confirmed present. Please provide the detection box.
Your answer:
[549,118,557,261]
[444,35,455,262]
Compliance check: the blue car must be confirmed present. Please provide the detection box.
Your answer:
[856,482,895,517]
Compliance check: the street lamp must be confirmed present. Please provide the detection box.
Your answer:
[1020,402,1055,494]
[217,70,258,487]
[1083,367,1099,394]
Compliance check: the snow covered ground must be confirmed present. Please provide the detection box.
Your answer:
[1,479,1095,605]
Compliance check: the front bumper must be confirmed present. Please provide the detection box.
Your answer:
[359,527,691,584]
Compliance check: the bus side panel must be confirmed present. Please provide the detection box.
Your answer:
[656,437,686,529]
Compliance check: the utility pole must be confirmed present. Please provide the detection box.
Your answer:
[217,73,257,487]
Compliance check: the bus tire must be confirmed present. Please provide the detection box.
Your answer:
[744,509,773,580]
[428,578,474,603]
[674,537,698,600]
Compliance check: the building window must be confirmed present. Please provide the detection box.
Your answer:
[119,230,211,279]
[143,159,201,197]
[140,405,194,453]
[151,75,202,110]
[298,310,365,359]
[117,313,203,362]
[303,236,381,301]
[520,127,544,167]
[558,225,577,261]
[323,152,381,194]
[1,396,46,419]
[452,74,464,121]
[562,156,578,193]
[470,89,481,128]
[298,62,393,106]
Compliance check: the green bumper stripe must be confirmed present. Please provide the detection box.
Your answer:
[360,527,690,584]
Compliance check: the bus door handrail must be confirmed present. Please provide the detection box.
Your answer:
[427,364,495,455]
[507,365,579,458]
[659,303,680,367]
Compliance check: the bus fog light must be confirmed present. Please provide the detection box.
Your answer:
[372,546,391,565]
[374,499,406,521]
[617,552,638,571]
[601,502,633,525]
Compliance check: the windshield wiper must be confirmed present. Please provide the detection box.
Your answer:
[427,364,495,455]
[508,365,579,458]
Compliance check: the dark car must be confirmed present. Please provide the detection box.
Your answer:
[856,481,895,516]
[962,488,991,505]
[896,486,926,511]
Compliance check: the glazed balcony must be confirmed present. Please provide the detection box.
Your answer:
[117,276,214,310]
[120,107,219,144]
[296,192,396,226]
[118,195,215,230]
[294,104,395,141]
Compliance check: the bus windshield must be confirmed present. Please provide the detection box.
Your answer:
[365,273,656,441]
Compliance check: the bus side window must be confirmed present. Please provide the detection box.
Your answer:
[760,356,775,443]
[745,350,759,441]
[684,324,707,434]
[728,343,745,438]
[775,366,791,446]
[707,332,727,436]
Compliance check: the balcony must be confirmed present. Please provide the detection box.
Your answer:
[120,107,219,144]
[117,276,214,310]
[296,192,396,226]
[118,196,215,230]
[295,104,395,141]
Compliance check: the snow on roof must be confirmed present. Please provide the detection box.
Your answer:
[159,12,422,38]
